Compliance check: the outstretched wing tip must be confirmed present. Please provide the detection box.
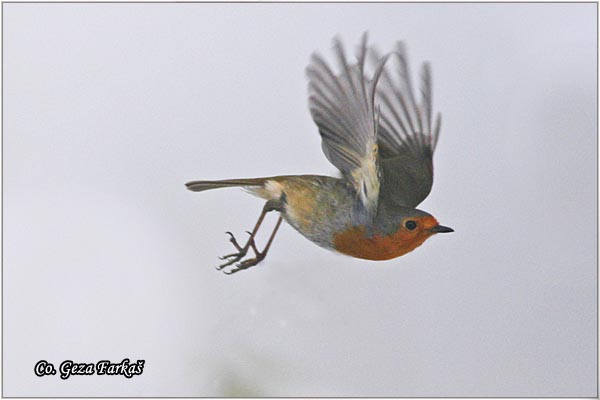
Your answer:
[307,34,382,213]
[422,61,432,73]
[373,39,443,208]
[306,34,443,211]
[394,41,407,55]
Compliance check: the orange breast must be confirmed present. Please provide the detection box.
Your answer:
[333,226,431,261]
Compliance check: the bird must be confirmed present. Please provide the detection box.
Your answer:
[186,33,453,274]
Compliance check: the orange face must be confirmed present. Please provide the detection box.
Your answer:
[333,215,442,261]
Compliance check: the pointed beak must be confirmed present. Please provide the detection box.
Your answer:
[430,224,454,233]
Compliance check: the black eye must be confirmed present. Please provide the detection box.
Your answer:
[405,220,417,230]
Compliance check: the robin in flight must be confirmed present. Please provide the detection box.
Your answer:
[186,33,453,274]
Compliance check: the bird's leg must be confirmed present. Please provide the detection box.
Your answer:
[245,231,260,255]
[216,200,279,271]
[224,215,283,275]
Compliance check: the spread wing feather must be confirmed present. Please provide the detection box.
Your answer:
[307,34,388,215]
[371,42,443,209]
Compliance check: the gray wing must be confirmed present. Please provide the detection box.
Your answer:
[306,34,388,215]
[371,42,442,209]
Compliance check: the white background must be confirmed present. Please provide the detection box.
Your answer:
[4,3,597,396]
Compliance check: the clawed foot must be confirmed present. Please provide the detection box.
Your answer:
[215,232,248,270]
[223,252,266,275]
[216,231,265,274]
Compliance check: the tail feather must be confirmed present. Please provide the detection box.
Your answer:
[185,178,268,192]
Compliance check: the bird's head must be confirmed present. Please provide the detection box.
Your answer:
[333,208,453,261]
[393,209,454,242]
